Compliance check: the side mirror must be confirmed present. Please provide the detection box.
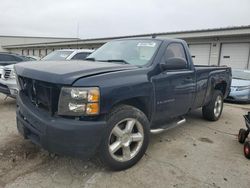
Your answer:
[160,57,187,70]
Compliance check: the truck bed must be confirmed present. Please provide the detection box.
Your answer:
[192,65,231,109]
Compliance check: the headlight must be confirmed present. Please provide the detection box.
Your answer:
[58,87,100,116]
[235,86,250,91]
[10,69,16,79]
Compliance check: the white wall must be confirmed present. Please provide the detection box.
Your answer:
[0,36,76,52]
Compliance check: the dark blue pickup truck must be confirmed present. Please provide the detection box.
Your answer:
[15,38,231,170]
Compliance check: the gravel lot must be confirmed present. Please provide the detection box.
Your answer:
[0,93,249,188]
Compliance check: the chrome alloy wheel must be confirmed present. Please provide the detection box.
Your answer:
[214,95,222,118]
[108,118,144,162]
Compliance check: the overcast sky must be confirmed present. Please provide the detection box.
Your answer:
[0,0,249,39]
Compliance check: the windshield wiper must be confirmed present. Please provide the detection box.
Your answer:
[85,57,96,61]
[101,59,130,64]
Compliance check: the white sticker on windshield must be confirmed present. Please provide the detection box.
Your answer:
[137,42,156,47]
[243,70,250,73]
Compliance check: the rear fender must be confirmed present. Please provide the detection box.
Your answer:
[203,70,229,105]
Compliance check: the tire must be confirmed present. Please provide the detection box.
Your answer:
[244,141,250,159]
[100,105,150,171]
[238,129,247,144]
[202,90,224,121]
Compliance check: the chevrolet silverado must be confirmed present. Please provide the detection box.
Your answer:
[15,38,231,170]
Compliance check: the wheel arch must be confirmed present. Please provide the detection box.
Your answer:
[214,81,228,97]
[204,77,228,105]
[110,96,152,121]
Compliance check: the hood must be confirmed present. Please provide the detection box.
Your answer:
[4,64,14,69]
[231,78,250,87]
[15,60,138,85]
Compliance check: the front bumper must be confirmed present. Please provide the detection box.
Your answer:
[0,82,10,95]
[226,90,250,103]
[225,97,250,103]
[16,93,106,159]
[0,78,18,97]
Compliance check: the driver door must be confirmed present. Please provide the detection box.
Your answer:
[152,43,196,122]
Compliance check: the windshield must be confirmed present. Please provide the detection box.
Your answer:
[87,39,161,66]
[25,56,38,61]
[21,56,33,61]
[42,51,73,61]
[232,69,250,80]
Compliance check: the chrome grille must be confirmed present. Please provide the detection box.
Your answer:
[3,69,11,79]
[0,67,2,78]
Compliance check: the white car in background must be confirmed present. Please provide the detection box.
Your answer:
[226,69,250,103]
[41,49,94,61]
[0,64,18,97]
[0,49,94,98]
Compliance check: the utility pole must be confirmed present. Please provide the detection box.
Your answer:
[76,22,79,49]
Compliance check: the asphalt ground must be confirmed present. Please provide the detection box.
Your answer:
[0,94,249,188]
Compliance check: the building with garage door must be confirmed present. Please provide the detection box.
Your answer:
[2,25,250,69]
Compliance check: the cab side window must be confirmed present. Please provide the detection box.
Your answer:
[163,43,188,70]
[165,43,187,61]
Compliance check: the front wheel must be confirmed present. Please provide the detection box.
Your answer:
[202,90,224,121]
[100,105,150,171]
[244,141,250,159]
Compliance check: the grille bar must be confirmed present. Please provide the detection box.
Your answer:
[18,76,60,115]
[4,69,11,79]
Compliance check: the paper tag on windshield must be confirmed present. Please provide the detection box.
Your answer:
[243,70,250,73]
[137,42,156,47]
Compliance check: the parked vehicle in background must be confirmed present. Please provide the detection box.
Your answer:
[0,64,19,97]
[0,66,3,79]
[0,49,94,98]
[15,38,231,170]
[42,49,94,61]
[26,56,40,61]
[0,52,31,66]
[0,53,33,96]
[226,69,250,103]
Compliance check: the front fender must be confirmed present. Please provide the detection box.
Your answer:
[72,68,153,115]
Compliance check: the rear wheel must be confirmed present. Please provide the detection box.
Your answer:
[238,129,248,144]
[100,105,150,171]
[244,141,250,159]
[202,90,223,121]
